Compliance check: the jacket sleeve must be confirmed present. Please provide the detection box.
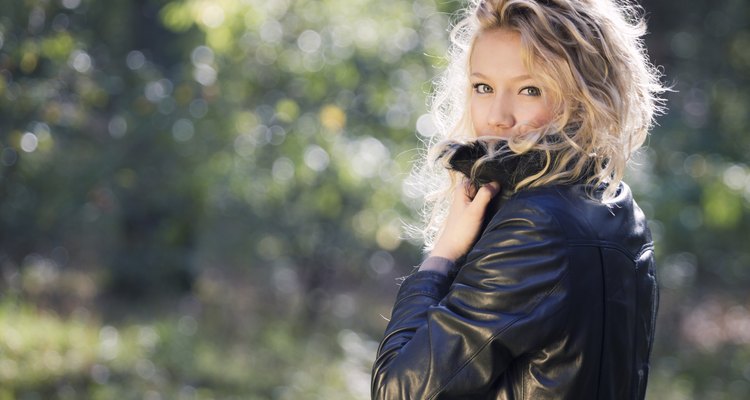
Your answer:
[371,198,570,400]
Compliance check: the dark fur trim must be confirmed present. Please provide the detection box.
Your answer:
[437,139,547,189]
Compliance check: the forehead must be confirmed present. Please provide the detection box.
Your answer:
[470,29,527,73]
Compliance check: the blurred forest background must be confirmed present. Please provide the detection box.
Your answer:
[0,0,748,398]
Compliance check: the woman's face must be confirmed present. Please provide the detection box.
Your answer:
[469,29,554,139]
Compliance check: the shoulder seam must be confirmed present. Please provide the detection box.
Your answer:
[567,240,654,261]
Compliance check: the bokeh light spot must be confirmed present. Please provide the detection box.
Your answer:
[189,99,208,118]
[145,79,171,102]
[98,326,120,361]
[193,64,217,86]
[135,358,156,380]
[332,294,356,319]
[683,153,707,178]
[272,157,295,182]
[260,19,283,44]
[68,50,92,73]
[172,118,195,142]
[703,182,743,230]
[108,116,128,138]
[1,148,18,166]
[258,235,283,259]
[376,222,402,251]
[661,252,697,289]
[199,4,225,29]
[320,105,346,131]
[729,31,750,72]
[191,45,214,66]
[275,99,299,123]
[137,326,159,350]
[268,125,286,145]
[416,113,437,137]
[126,50,146,70]
[297,30,322,54]
[21,51,39,74]
[20,132,39,152]
[61,0,81,10]
[353,209,377,238]
[272,265,299,295]
[255,44,278,66]
[723,164,747,191]
[348,136,389,179]
[369,250,395,275]
[303,145,330,172]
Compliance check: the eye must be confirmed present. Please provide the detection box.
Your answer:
[472,83,493,94]
[519,86,542,96]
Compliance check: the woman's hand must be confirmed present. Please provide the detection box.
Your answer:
[422,180,501,273]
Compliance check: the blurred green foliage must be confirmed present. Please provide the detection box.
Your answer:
[0,0,749,398]
[0,299,376,399]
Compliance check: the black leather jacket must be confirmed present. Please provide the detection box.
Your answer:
[372,181,659,399]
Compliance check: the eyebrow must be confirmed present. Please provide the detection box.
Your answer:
[470,72,532,82]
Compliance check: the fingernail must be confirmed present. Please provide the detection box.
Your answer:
[487,182,500,194]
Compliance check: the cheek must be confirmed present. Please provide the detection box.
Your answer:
[469,99,483,132]
[528,103,554,126]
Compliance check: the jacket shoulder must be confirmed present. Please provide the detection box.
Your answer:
[494,183,651,259]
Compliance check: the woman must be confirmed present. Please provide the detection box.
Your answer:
[371,0,666,399]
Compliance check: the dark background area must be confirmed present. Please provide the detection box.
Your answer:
[0,0,748,398]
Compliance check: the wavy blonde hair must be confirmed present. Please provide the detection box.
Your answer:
[408,0,667,251]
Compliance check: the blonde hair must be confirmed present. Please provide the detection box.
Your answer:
[409,0,667,251]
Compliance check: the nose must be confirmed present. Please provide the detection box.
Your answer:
[486,94,514,130]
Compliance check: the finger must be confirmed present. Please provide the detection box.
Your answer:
[455,178,474,203]
[471,182,501,206]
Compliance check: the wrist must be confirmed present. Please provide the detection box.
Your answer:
[429,242,461,262]
[418,256,456,275]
